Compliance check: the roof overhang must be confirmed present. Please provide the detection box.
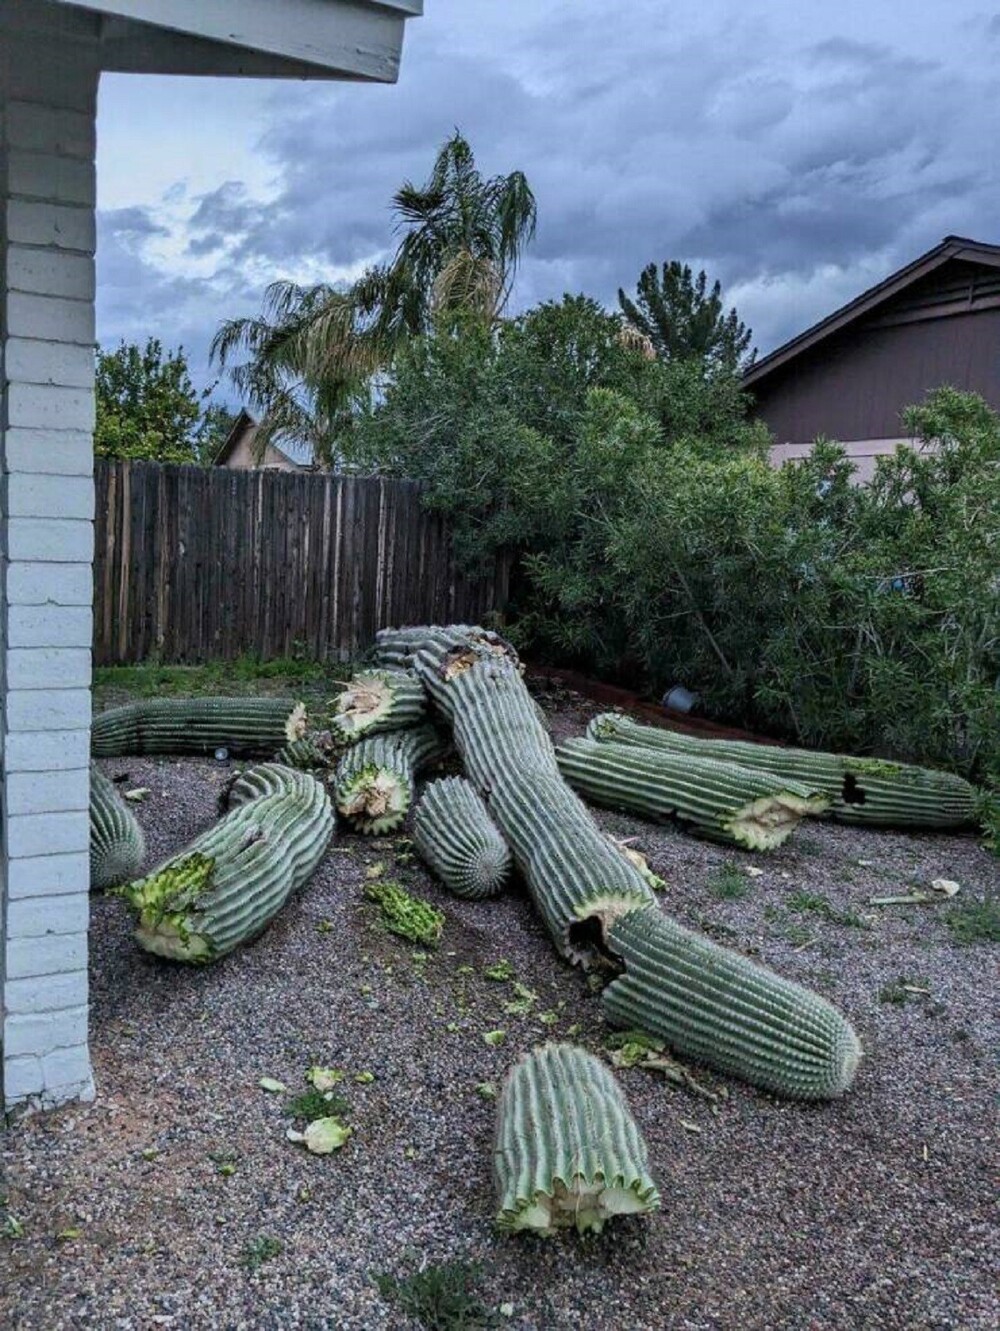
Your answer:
[46,0,422,81]
[744,236,1000,389]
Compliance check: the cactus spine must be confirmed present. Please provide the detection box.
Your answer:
[334,724,449,834]
[329,669,427,744]
[602,907,862,1099]
[413,777,512,900]
[556,736,827,850]
[494,1043,660,1235]
[90,765,146,891]
[92,697,307,758]
[117,766,333,962]
[587,713,976,830]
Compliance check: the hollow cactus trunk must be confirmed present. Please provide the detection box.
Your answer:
[334,724,449,834]
[116,767,334,962]
[90,765,146,891]
[602,907,862,1099]
[587,713,976,830]
[494,1043,660,1235]
[556,736,827,850]
[329,669,427,744]
[413,777,512,900]
[92,697,307,758]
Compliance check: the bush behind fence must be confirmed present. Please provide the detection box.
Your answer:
[93,460,509,666]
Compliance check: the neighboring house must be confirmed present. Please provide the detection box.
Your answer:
[214,410,315,473]
[747,236,1000,481]
[0,0,421,1114]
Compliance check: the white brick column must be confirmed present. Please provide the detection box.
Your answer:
[1,8,100,1111]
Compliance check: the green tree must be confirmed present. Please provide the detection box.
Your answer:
[618,261,754,373]
[95,339,202,463]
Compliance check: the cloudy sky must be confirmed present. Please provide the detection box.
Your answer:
[96,0,1000,397]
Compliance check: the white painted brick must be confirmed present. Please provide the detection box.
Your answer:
[3,427,94,476]
[5,647,92,689]
[7,852,90,899]
[6,561,92,605]
[6,603,93,649]
[5,687,92,733]
[1,34,99,113]
[4,335,96,385]
[2,1054,43,1101]
[42,1045,93,1094]
[4,1007,88,1058]
[5,729,91,773]
[5,893,89,939]
[5,295,94,347]
[6,200,96,252]
[7,932,88,980]
[6,473,94,520]
[5,100,96,159]
[7,150,95,206]
[4,809,89,859]
[5,380,96,431]
[4,970,88,1016]
[6,516,93,562]
[4,767,90,817]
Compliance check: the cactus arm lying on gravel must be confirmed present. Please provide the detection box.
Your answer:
[587,713,976,829]
[556,737,827,850]
[334,724,449,835]
[494,1043,660,1235]
[329,669,427,744]
[89,765,146,890]
[413,777,512,900]
[602,907,862,1099]
[116,766,334,962]
[92,697,307,758]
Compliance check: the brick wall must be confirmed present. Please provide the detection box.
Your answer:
[1,8,100,1110]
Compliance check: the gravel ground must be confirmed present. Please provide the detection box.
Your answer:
[1,687,998,1331]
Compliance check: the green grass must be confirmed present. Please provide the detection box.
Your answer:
[945,896,1000,945]
[241,1235,284,1272]
[93,654,355,709]
[878,976,931,1005]
[374,1260,497,1330]
[707,864,749,900]
[787,891,865,928]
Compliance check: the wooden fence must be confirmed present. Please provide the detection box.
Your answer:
[93,460,510,666]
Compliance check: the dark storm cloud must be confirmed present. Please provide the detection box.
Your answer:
[96,0,1000,383]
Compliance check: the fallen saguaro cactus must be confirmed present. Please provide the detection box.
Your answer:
[90,765,146,890]
[556,736,827,850]
[334,724,449,834]
[92,697,307,758]
[219,760,323,811]
[116,765,333,962]
[602,907,862,1099]
[494,1043,660,1235]
[375,625,862,1100]
[587,713,977,830]
[413,776,512,900]
[329,669,427,745]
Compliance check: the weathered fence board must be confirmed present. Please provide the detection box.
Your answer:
[93,460,509,665]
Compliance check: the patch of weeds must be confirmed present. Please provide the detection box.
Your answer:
[483,959,514,982]
[762,904,784,923]
[878,976,931,1006]
[1,1201,24,1240]
[209,1149,240,1177]
[945,896,1000,945]
[791,834,823,857]
[364,880,445,947]
[287,1089,350,1123]
[374,1259,498,1330]
[782,922,814,947]
[697,915,738,941]
[708,865,749,900]
[241,1235,284,1272]
[787,891,864,928]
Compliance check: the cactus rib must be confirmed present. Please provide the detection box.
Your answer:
[413,777,512,900]
[556,736,827,850]
[587,713,976,829]
[494,1043,660,1235]
[90,765,146,890]
[334,724,449,834]
[329,669,427,744]
[92,697,307,758]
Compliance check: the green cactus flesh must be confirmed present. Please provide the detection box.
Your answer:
[586,713,975,830]
[334,725,448,835]
[413,777,512,900]
[89,765,146,891]
[329,669,427,744]
[363,879,445,946]
[494,1043,660,1235]
[117,767,334,962]
[556,736,827,850]
[602,906,862,1099]
[91,697,307,758]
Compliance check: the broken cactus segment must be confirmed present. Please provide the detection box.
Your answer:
[329,669,427,744]
[92,696,307,758]
[89,764,146,891]
[413,776,512,900]
[334,724,449,834]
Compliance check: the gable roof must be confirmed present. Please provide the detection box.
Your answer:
[213,410,315,469]
[744,236,1000,389]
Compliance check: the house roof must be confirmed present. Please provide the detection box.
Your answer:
[213,410,315,469]
[744,236,1000,389]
